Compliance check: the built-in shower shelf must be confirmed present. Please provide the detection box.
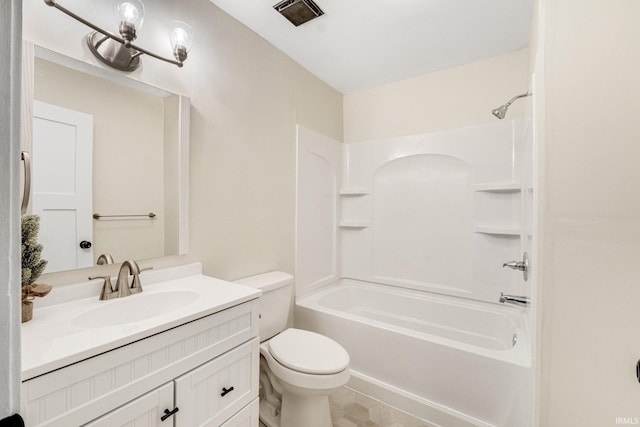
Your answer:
[339,188,371,196]
[473,182,521,193]
[339,221,371,228]
[473,225,520,236]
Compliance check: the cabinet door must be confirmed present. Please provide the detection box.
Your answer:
[82,383,175,427]
[220,398,259,427]
[175,338,259,426]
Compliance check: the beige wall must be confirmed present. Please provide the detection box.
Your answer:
[23,0,343,285]
[34,58,167,265]
[537,0,640,425]
[344,49,529,142]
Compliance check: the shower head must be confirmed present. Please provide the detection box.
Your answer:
[491,92,532,120]
[491,105,509,119]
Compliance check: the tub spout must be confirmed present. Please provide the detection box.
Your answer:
[499,293,529,307]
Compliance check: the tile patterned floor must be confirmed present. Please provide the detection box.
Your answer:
[329,387,436,427]
[259,386,436,427]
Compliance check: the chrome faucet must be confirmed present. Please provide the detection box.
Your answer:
[115,260,136,298]
[115,260,152,297]
[499,293,530,307]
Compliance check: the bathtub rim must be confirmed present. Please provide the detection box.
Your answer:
[295,277,532,368]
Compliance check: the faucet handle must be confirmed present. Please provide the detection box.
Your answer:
[502,252,529,281]
[89,275,116,301]
[130,262,152,294]
[503,261,524,270]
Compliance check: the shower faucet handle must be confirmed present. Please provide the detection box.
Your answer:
[502,252,529,281]
[503,261,525,270]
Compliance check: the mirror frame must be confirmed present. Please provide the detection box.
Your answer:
[21,41,190,270]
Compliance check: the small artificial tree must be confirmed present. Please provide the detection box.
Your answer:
[21,214,48,295]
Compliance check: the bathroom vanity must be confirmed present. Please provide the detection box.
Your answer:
[20,264,261,427]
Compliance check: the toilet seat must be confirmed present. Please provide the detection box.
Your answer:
[260,341,350,393]
[267,328,349,375]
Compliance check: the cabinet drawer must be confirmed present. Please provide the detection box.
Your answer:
[82,383,174,427]
[175,338,259,427]
[221,398,259,427]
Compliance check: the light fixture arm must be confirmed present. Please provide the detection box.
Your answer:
[44,0,184,68]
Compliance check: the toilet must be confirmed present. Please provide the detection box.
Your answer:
[234,272,350,427]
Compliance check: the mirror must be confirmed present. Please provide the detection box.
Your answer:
[27,45,189,274]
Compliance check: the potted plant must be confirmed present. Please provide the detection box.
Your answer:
[21,214,50,322]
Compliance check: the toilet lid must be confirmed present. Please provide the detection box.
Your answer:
[267,329,349,375]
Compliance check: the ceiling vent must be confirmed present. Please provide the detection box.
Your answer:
[273,0,324,27]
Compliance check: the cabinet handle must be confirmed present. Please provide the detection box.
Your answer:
[21,151,31,215]
[161,407,179,421]
[221,386,234,397]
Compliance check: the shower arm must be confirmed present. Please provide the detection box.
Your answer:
[503,92,531,108]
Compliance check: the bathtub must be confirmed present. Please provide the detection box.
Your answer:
[294,279,532,427]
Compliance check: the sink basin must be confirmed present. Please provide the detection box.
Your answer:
[72,290,200,328]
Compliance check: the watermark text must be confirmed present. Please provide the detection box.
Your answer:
[616,417,640,425]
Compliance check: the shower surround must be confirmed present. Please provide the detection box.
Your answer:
[294,121,534,426]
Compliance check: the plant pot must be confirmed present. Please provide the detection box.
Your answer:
[22,300,33,323]
[21,283,51,323]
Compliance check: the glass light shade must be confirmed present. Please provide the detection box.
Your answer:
[115,0,145,30]
[169,20,194,53]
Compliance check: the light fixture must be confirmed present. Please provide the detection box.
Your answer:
[169,21,194,63]
[44,0,194,72]
[115,0,145,45]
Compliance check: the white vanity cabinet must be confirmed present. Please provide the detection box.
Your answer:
[21,299,260,427]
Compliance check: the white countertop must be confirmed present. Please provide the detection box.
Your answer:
[21,264,261,381]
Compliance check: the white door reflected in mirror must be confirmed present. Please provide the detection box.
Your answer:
[32,100,93,273]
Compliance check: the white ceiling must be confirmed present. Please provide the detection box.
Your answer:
[209,0,533,94]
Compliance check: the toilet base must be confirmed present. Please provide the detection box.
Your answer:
[280,391,333,427]
[259,398,281,427]
[259,392,333,427]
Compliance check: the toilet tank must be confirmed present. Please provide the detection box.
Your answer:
[234,271,293,341]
